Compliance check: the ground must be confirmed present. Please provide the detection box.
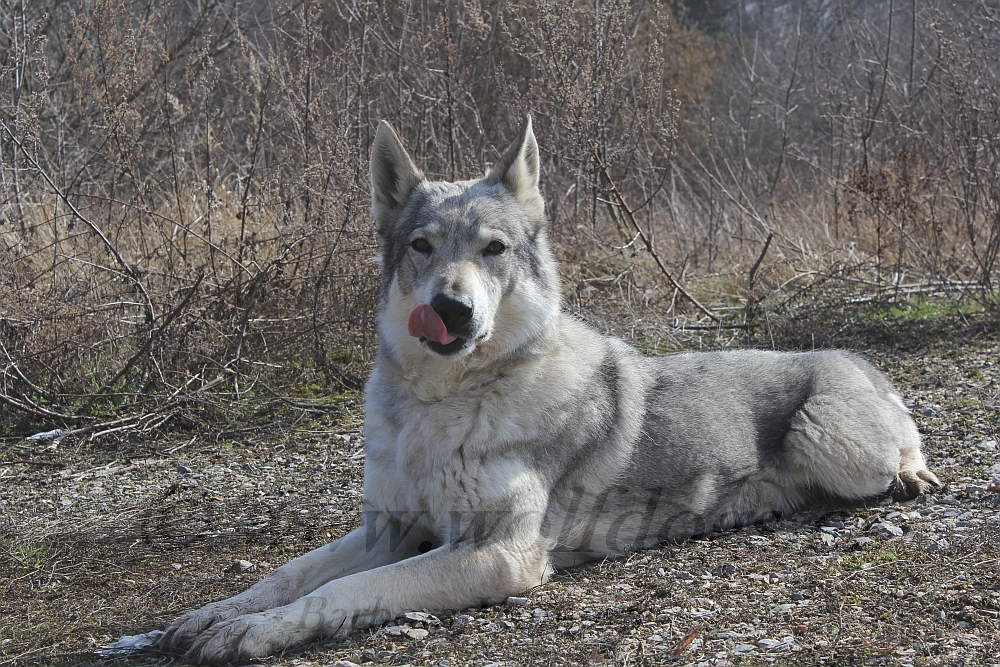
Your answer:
[2,313,999,667]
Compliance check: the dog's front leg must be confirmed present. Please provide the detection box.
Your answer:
[160,510,430,652]
[184,531,551,663]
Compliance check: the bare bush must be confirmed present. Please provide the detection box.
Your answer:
[2,0,998,437]
[0,0,681,435]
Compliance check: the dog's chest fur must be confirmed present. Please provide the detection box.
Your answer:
[361,323,612,538]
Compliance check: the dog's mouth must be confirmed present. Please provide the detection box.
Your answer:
[420,336,470,356]
[408,304,475,356]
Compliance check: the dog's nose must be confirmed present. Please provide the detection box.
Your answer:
[431,294,473,333]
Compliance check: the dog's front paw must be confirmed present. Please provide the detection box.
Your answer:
[184,612,297,664]
[160,600,245,652]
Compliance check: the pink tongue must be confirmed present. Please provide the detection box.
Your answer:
[408,304,458,344]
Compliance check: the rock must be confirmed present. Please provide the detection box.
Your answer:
[452,614,474,627]
[329,661,361,667]
[402,627,429,640]
[978,440,997,452]
[713,562,738,577]
[819,532,836,546]
[851,537,873,550]
[176,465,192,474]
[756,637,794,652]
[228,559,254,573]
[732,643,755,653]
[924,538,949,551]
[170,563,182,570]
[506,596,530,606]
[872,521,904,538]
[403,611,438,624]
[646,634,663,643]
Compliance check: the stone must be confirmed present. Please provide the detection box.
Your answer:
[873,521,904,538]
[227,559,254,574]
[402,627,429,640]
[404,611,438,624]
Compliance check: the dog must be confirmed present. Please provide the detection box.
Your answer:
[159,116,941,662]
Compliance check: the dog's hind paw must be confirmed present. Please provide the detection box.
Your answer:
[891,468,943,501]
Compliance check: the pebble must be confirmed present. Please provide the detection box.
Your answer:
[176,465,192,474]
[506,596,530,606]
[403,611,437,624]
[872,521,904,538]
[978,440,997,452]
[330,661,361,667]
[227,559,254,573]
[451,615,474,628]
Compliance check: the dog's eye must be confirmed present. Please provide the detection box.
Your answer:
[483,240,506,256]
[410,238,432,254]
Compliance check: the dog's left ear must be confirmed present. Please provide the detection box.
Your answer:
[486,115,544,224]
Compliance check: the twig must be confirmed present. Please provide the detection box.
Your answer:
[0,459,66,468]
[592,147,720,322]
[747,233,775,290]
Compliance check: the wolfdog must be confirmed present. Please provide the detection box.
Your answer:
[160,117,940,661]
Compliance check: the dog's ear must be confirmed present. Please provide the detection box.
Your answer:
[486,115,544,223]
[371,121,424,232]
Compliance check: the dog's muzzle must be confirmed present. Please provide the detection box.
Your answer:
[408,295,475,355]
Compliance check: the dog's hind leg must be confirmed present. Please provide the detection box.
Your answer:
[782,388,939,502]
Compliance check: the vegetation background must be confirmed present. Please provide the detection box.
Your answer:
[2,0,1000,435]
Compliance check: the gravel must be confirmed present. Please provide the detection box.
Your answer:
[1,323,998,666]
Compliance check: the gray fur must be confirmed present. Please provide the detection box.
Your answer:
[159,116,940,662]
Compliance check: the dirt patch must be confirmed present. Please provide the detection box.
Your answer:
[2,319,999,667]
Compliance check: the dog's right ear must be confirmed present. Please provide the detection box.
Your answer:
[371,121,424,233]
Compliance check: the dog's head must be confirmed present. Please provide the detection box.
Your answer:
[370,116,560,363]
